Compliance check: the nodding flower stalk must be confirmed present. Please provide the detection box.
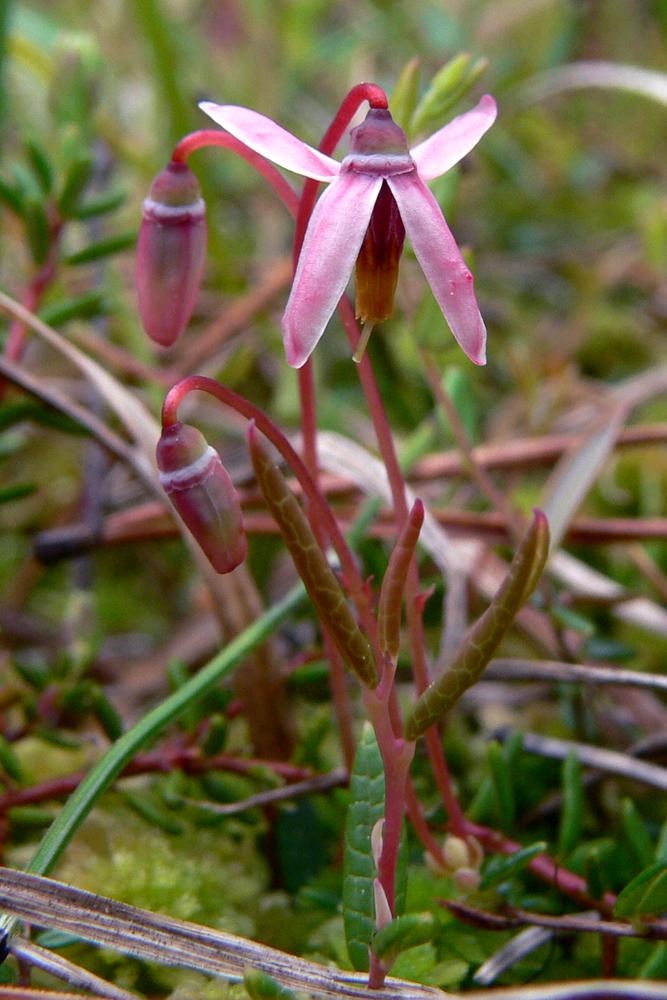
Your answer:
[137,161,207,347]
[157,421,247,574]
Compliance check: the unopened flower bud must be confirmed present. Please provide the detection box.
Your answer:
[442,836,471,872]
[453,868,481,893]
[137,161,207,347]
[157,422,247,574]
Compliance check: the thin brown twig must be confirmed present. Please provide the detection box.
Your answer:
[169,258,293,377]
[180,767,348,815]
[443,899,667,942]
[0,354,149,486]
[484,658,667,695]
[410,423,667,481]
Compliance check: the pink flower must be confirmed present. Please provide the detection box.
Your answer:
[200,95,497,368]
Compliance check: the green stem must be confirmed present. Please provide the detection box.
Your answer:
[0,581,306,940]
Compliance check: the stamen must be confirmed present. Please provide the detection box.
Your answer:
[353,321,374,363]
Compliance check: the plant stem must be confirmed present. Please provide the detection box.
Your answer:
[336,295,467,834]
[172,130,299,216]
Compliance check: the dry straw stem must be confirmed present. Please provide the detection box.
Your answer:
[247,423,377,688]
[405,510,549,741]
[0,872,666,1000]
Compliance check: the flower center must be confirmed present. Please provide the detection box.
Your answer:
[354,180,406,330]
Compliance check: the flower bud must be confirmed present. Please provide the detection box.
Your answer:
[157,422,247,574]
[137,161,207,347]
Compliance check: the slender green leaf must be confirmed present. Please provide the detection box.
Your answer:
[66,231,137,265]
[390,57,421,134]
[244,967,296,1000]
[479,842,547,890]
[39,289,107,327]
[68,188,127,219]
[558,749,583,859]
[248,426,377,688]
[488,740,515,833]
[343,722,385,972]
[371,912,436,962]
[622,797,654,869]
[405,510,549,739]
[614,858,667,918]
[0,734,22,782]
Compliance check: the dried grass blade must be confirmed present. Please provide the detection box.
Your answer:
[542,405,628,552]
[0,870,444,1000]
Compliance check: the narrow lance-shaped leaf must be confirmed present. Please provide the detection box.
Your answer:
[558,748,584,860]
[371,912,436,964]
[377,498,424,660]
[248,423,377,688]
[405,509,549,740]
[622,796,654,869]
[488,740,515,833]
[244,967,297,1000]
[615,858,667,918]
[343,722,385,972]
[390,56,421,134]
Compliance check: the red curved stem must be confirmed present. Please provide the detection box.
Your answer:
[172,129,299,217]
[162,376,382,668]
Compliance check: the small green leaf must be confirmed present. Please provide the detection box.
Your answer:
[0,483,37,504]
[68,188,127,219]
[655,819,667,862]
[66,231,137,265]
[584,843,610,900]
[622,797,654,869]
[640,942,667,979]
[202,714,228,756]
[390,56,421,134]
[558,749,583,859]
[57,148,94,215]
[25,138,53,194]
[12,655,50,691]
[0,735,23,782]
[551,605,595,636]
[480,842,547,890]
[89,686,123,742]
[371,912,436,962]
[488,740,515,833]
[248,425,377,688]
[0,175,24,215]
[8,806,56,829]
[410,54,488,134]
[405,510,549,740]
[343,722,385,972]
[121,790,184,835]
[25,192,50,264]
[244,967,296,1000]
[614,859,667,918]
[39,289,107,326]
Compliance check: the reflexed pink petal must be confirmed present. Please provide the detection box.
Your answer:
[387,172,486,365]
[410,95,497,181]
[283,171,383,367]
[199,103,340,181]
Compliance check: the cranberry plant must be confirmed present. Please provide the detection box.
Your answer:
[1,3,667,998]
